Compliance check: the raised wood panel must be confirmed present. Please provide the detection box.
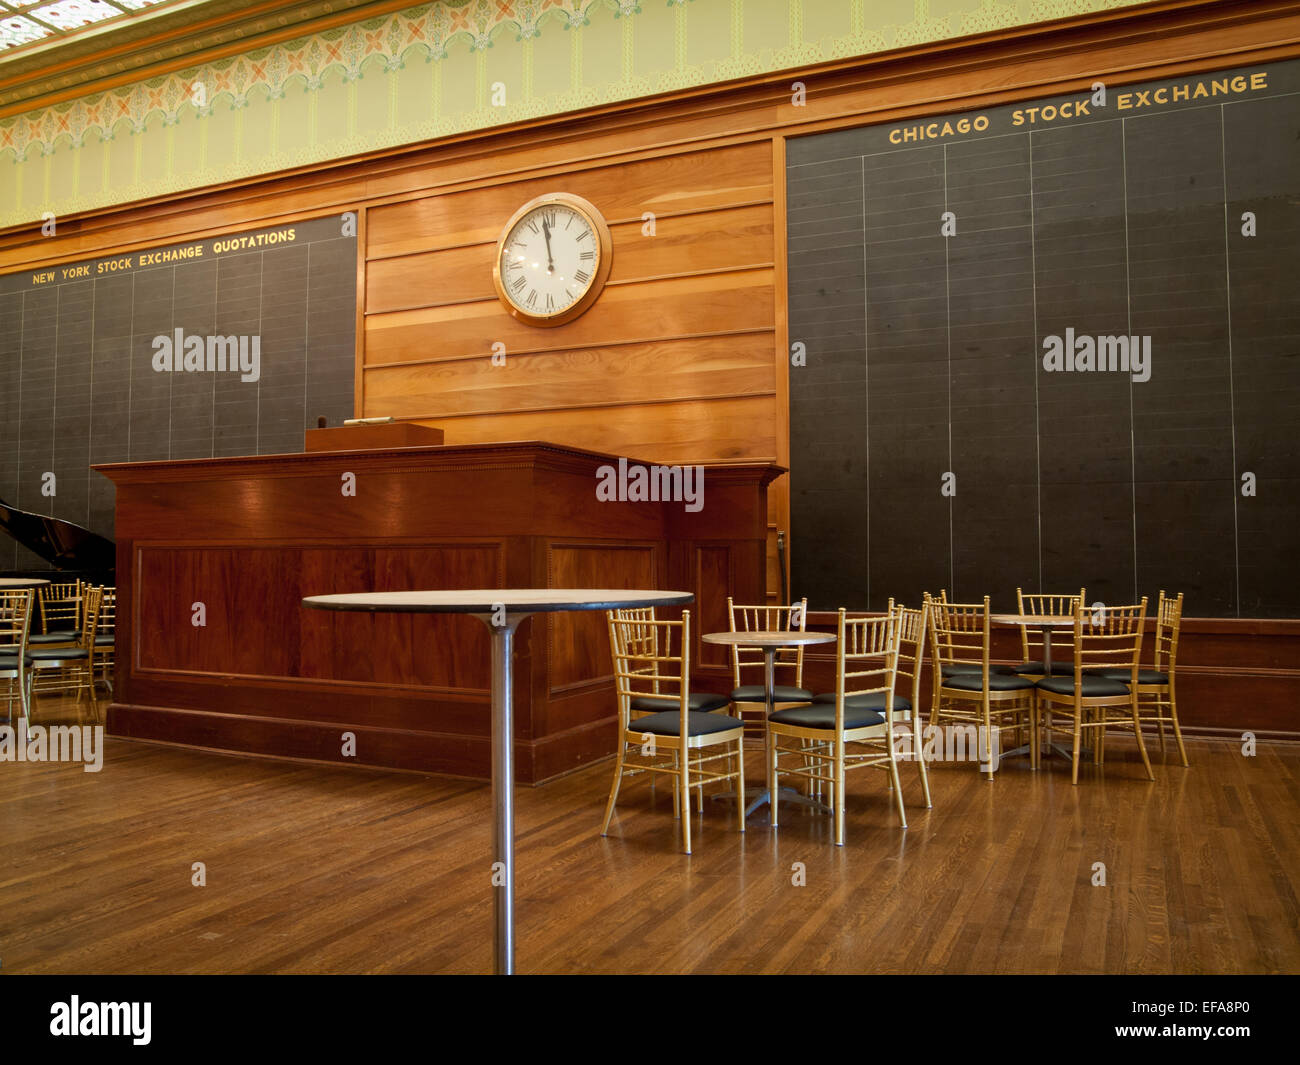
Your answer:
[402,396,777,464]
[545,541,658,695]
[364,203,774,314]
[365,142,773,259]
[362,333,776,419]
[694,545,733,672]
[364,267,774,365]
[135,543,500,689]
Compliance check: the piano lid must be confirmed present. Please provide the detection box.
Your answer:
[0,497,116,581]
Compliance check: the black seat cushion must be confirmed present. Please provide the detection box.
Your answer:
[28,630,80,645]
[769,703,885,730]
[1013,660,1075,676]
[1036,675,1130,697]
[730,684,813,703]
[942,672,1036,693]
[26,647,88,662]
[0,652,29,670]
[629,710,744,737]
[811,691,911,712]
[93,634,115,647]
[1087,668,1168,685]
[630,691,730,714]
[941,663,1016,676]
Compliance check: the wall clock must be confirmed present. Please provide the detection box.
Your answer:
[491,192,613,327]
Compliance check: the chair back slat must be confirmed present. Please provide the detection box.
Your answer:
[728,597,807,688]
[824,609,899,729]
[1016,587,1085,662]
[892,597,929,710]
[0,588,35,654]
[78,586,104,651]
[928,596,990,674]
[1152,590,1183,674]
[37,579,83,634]
[607,608,691,722]
[96,587,117,639]
[1071,598,1147,676]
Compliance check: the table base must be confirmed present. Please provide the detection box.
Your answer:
[711,786,831,817]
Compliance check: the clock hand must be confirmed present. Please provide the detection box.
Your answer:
[542,219,554,274]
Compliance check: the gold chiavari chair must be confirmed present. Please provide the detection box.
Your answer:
[28,584,103,717]
[768,609,906,844]
[0,588,35,724]
[1034,598,1153,785]
[602,608,745,854]
[726,597,813,732]
[92,586,116,693]
[1089,590,1187,767]
[807,597,933,809]
[1011,587,1086,679]
[30,579,83,648]
[928,595,1037,778]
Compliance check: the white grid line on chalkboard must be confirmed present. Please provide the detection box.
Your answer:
[943,143,955,598]
[861,154,870,611]
[1029,133,1043,594]
[1121,117,1139,607]
[1221,103,1242,619]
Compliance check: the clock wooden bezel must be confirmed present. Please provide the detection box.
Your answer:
[491,192,614,327]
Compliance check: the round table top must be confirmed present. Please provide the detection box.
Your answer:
[702,629,836,648]
[0,577,50,589]
[302,588,694,614]
[990,613,1075,627]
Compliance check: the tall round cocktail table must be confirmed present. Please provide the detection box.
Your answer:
[0,578,50,588]
[701,629,835,816]
[301,587,693,975]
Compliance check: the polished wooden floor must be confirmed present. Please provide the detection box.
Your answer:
[2,696,1297,974]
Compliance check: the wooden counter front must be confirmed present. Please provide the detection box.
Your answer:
[94,442,782,783]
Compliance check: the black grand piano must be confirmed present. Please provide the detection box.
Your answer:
[0,497,116,585]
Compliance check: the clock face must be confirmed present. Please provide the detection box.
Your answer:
[493,194,611,326]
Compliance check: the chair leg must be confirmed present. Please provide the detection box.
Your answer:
[735,739,746,833]
[1071,714,1082,786]
[1029,695,1039,772]
[1168,689,1189,768]
[833,742,845,846]
[914,714,932,809]
[982,700,995,780]
[1131,698,1155,781]
[680,748,692,854]
[769,732,779,830]
[676,743,686,821]
[600,741,626,836]
[887,742,907,831]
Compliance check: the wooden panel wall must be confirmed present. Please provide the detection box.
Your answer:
[360,141,778,455]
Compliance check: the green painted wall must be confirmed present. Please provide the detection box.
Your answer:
[0,0,1150,227]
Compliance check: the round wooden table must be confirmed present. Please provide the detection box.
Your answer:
[301,587,693,975]
[701,630,835,816]
[0,578,50,588]
[990,613,1076,764]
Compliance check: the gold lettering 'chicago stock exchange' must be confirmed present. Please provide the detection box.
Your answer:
[887,70,1270,143]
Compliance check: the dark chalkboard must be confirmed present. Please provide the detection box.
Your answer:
[0,214,356,572]
[787,60,1300,618]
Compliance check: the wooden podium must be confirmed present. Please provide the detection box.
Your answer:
[94,441,783,783]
